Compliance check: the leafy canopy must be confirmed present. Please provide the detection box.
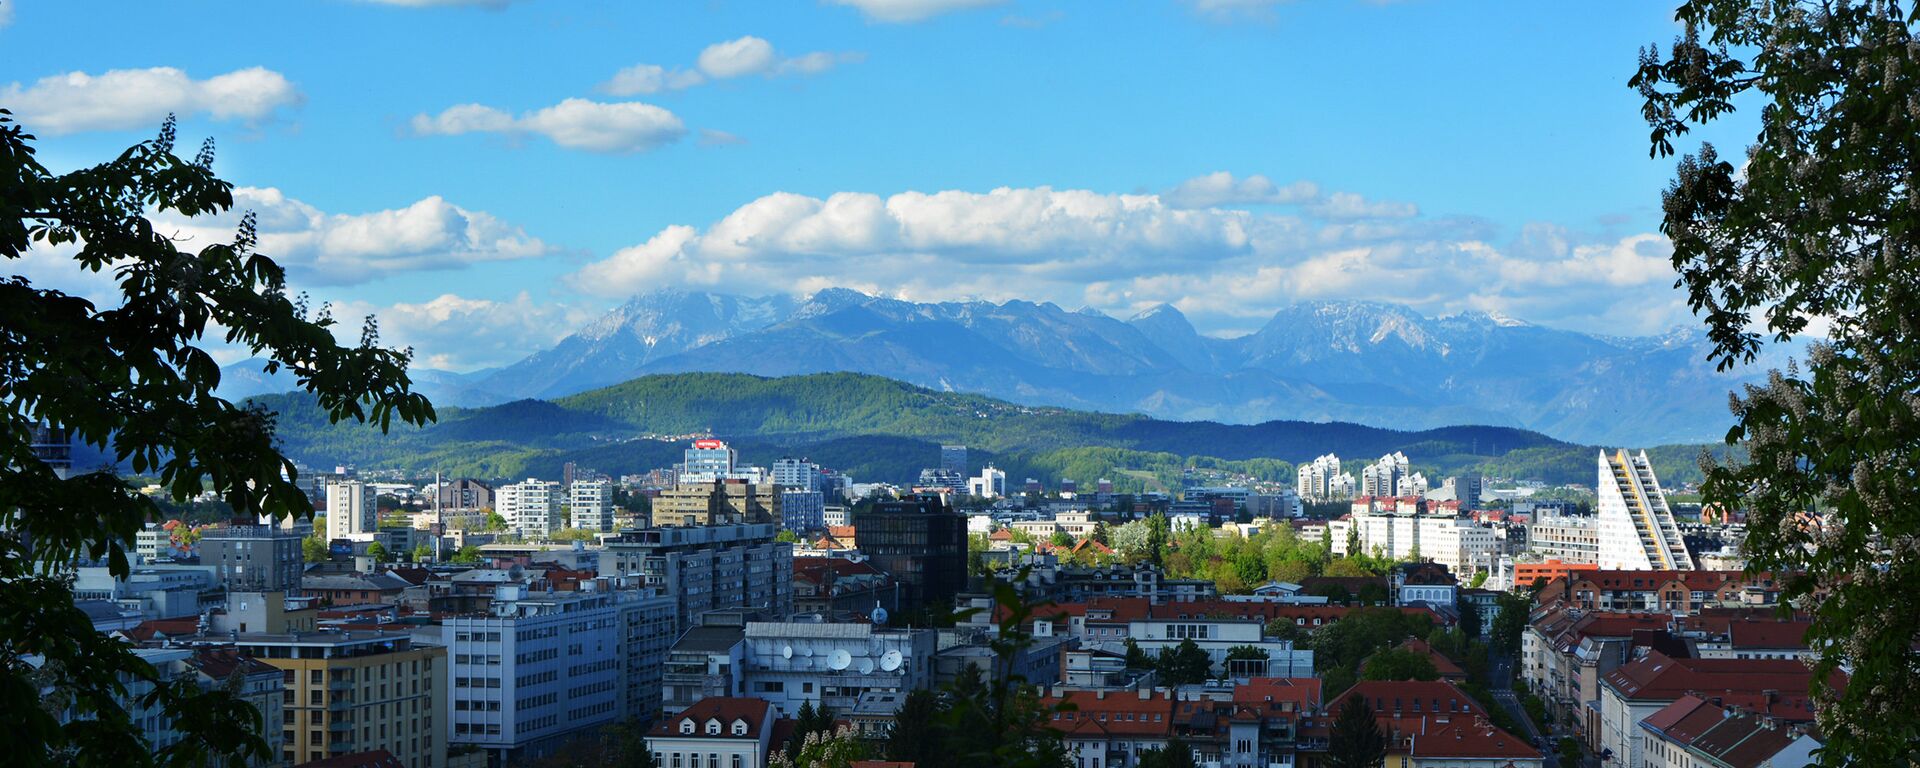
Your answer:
[0,112,432,766]
[1631,3,1920,761]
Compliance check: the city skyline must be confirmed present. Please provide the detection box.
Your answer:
[1,1,1749,371]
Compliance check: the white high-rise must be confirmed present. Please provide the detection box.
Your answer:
[1296,454,1351,501]
[771,457,820,492]
[499,478,561,536]
[1594,450,1694,570]
[325,480,377,541]
[968,465,1008,498]
[569,478,614,532]
[1361,452,1419,497]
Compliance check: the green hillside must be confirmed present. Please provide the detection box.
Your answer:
[253,371,1719,488]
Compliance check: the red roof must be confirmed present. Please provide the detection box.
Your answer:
[1603,651,1837,716]
[1328,681,1538,761]
[649,697,774,739]
[1232,677,1322,710]
[1393,638,1466,678]
[1041,690,1178,738]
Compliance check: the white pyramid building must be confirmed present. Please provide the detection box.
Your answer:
[1594,449,1695,570]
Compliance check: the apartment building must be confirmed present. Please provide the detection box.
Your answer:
[232,630,446,768]
[497,479,561,537]
[442,587,623,762]
[600,523,794,631]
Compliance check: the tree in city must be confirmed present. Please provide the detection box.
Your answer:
[1154,639,1213,686]
[1145,512,1170,567]
[482,509,507,532]
[884,688,943,766]
[410,542,432,563]
[0,113,434,766]
[1327,695,1387,768]
[771,726,867,768]
[1489,591,1531,658]
[1458,597,1484,640]
[784,701,835,759]
[775,529,800,544]
[1360,648,1439,682]
[1630,3,1920,761]
[449,544,481,564]
[365,541,389,563]
[932,578,1075,768]
[1123,638,1154,670]
[1135,737,1199,768]
[1047,530,1074,549]
[302,533,330,563]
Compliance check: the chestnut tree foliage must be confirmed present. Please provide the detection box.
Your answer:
[1,111,434,765]
[1632,1,1920,762]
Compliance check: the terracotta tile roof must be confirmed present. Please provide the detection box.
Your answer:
[1729,620,1811,649]
[1327,681,1538,761]
[828,525,857,539]
[1327,681,1488,718]
[1603,651,1835,709]
[1041,691,1178,738]
[649,697,774,739]
[1643,696,1810,768]
[1232,677,1322,710]
[186,648,278,679]
[1394,638,1466,678]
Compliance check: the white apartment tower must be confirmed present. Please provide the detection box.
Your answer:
[1296,454,1351,501]
[771,458,821,492]
[570,478,614,532]
[1362,452,1419,498]
[968,465,1008,498]
[1594,450,1694,570]
[499,478,562,536]
[325,480,377,541]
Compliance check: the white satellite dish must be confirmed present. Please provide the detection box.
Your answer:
[858,658,876,675]
[801,643,814,657]
[880,650,903,672]
[829,649,852,671]
[871,606,889,625]
[781,645,793,659]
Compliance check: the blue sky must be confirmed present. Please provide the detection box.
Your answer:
[2,0,1756,370]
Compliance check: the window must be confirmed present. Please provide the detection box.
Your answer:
[680,720,695,735]
[732,720,748,736]
[706,719,721,735]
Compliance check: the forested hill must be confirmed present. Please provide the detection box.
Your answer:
[250,371,1710,488]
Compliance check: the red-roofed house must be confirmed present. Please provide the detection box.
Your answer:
[646,697,782,768]
[1597,652,1836,767]
[1639,695,1822,768]
[1323,681,1543,768]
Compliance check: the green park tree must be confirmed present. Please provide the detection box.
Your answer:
[1631,3,1920,760]
[0,113,433,766]
[1360,648,1439,682]
[364,541,389,563]
[1327,695,1387,768]
[302,533,330,563]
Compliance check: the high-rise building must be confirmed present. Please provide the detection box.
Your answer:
[445,587,623,761]
[569,478,614,532]
[230,629,446,767]
[1329,498,1500,577]
[652,478,780,528]
[615,588,678,723]
[600,523,795,631]
[1595,450,1695,570]
[680,439,739,484]
[771,457,821,492]
[779,490,825,533]
[30,423,73,479]
[325,480,377,541]
[967,465,1007,498]
[498,478,562,535]
[1296,454,1353,501]
[201,524,307,593]
[1361,452,1417,498]
[939,445,968,477]
[916,468,965,496]
[434,478,493,510]
[852,494,967,614]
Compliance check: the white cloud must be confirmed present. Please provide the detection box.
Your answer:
[1,66,300,135]
[698,128,748,147]
[331,293,591,371]
[828,0,1007,23]
[150,186,552,285]
[411,98,685,153]
[698,36,779,79]
[598,64,706,96]
[601,36,859,95]
[568,181,1690,337]
[1164,171,1319,208]
[0,0,13,28]
[1308,191,1418,219]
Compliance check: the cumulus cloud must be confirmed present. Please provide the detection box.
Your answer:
[600,36,860,95]
[411,98,685,153]
[148,186,551,285]
[828,0,1008,23]
[1,66,300,135]
[569,182,1690,337]
[330,293,592,371]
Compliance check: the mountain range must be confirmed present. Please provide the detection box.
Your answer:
[219,288,1764,445]
[248,370,1691,490]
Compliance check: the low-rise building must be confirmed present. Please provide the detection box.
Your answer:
[644,697,783,768]
[1639,695,1822,768]
[1324,681,1543,768]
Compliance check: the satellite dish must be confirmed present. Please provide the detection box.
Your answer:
[801,643,814,657]
[781,645,793,659]
[872,607,889,625]
[859,658,876,675]
[880,650,903,672]
[829,649,852,671]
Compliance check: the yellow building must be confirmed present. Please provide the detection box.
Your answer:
[234,631,447,768]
